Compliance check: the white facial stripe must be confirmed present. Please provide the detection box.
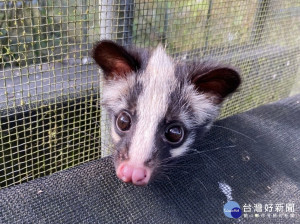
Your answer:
[170,135,194,157]
[111,120,121,143]
[129,45,177,165]
[177,85,218,130]
[102,75,136,112]
[186,86,218,124]
[178,110,192,128]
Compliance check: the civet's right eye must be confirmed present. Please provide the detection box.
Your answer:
[116,111,132,132]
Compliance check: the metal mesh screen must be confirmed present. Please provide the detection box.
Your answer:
[0,0,299,189]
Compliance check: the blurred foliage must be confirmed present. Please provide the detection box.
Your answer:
[1,0,299,67]
[133,0,258,55]
[0,0,99,68]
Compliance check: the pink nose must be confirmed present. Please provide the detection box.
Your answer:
[116,163,151,186]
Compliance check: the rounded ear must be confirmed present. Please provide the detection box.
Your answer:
[92,40,140,80]
[191,67,241,103]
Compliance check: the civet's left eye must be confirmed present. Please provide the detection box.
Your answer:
[164,124,184,144]
[116,111,131,132]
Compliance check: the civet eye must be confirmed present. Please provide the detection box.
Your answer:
[116,111,131,132]
[164,124,184,144]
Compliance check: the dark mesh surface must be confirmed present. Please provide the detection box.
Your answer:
[1,0,300,189]
[0,94,299,223]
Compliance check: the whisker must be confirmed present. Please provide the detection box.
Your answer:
[188,145,236,155]
[197,178,208,192]
[202,153,229,177]
[158,164,195,169]
[152,170,172,185]
[157,161,210,194]
[212,124,257,142]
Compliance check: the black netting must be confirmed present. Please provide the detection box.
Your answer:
[1,94,299,223]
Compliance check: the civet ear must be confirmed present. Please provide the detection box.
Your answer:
[92,40,140,80]
[191,67,241,103]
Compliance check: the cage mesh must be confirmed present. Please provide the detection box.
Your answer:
[0,0,299,189]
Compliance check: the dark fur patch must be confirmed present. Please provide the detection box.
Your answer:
[166,85,193,121]
[113,109,138,162]
[126,80,143,113]
[149,118,189,163]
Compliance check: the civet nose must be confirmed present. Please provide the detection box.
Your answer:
[116,163,151,186]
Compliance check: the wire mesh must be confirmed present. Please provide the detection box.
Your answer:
[0,0,299,189]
